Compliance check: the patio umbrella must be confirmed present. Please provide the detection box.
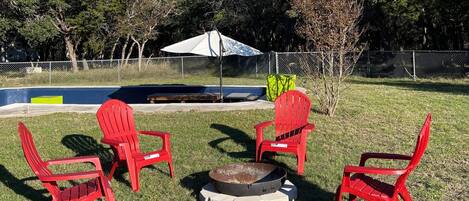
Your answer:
[161,30,262,102]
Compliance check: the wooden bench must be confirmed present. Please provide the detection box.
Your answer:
[147,93,220,103]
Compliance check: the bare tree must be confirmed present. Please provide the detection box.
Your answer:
[292,0,365,116]
[126,0,175,72]
[116,0,135,69]
[48,5,79,73]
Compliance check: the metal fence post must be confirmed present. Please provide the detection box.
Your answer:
[367,51,371,76]
[181,57,184,78]
[412,50,416,81]
[49,62,52,85]
[275,52,279,74]
[268,52,271,74]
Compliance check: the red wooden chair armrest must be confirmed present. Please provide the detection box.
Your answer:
[298,123,315,144]
[101,138,134,161]
[359,152,412,166]
[344,165,406,175]
[138,130,170,138]
[303,123,315,133]
[101,138,133,152]
[39,170,101,182]
[254,121,274,130]
[138,130,171,152]
[255,121,274,142]
[46,156,103,170]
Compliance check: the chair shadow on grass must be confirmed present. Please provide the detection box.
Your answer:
[0,164,48,200]
[62,134,157,189]
[180,123,335,200]
[208,123,256,159]
[180,170,210,198]
[350,79,469,95]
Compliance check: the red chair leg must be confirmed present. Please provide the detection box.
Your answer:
[130,166,141,192]
[105,194,115,201]
[100,177,115,201]
[297,151,305,175]
[258,147,265,162]
[168,161,174,178]
[399,188,413,201]
[335,186,343,201]
[108,161,119,181]
[104,186,115,201]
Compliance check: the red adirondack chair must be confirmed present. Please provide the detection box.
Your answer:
[255,90,315,175]
[18,122,115,201]
[336,113,432,201]
[96,99,174,192]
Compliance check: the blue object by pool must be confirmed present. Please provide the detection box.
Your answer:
[0,85,266,107]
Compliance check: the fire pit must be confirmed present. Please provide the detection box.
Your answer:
[208,162,287,196]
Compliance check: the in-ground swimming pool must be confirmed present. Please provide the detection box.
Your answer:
[0,85,266,107]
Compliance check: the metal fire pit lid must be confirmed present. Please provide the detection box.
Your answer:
[208,162,287,196]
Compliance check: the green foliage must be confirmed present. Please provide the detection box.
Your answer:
[18,17,58,46]
[381,0,422,21]
[0,17,15,42]
[46,0,71,11]
[82,34,105,56]
[3,0,39,17]
[213,10,226,24]
[0,0,467,61]
[363,0,468,49]
[266,74,296,101]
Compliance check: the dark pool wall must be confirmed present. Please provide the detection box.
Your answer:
[0,86,266,107]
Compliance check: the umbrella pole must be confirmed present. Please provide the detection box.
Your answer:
[219,60,223,102]
[216,28,224,103]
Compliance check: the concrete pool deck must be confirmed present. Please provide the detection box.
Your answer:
[0,100,274,118]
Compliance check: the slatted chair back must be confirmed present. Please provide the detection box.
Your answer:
[18,122,60,196]
[274,90,311,143]
[395,113,431,193]
[97,99,141,155]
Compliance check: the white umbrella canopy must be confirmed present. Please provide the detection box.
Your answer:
[161,30,263,102]
[161,30,262,57]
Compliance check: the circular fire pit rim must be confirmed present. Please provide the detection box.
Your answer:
[208,162,287,196]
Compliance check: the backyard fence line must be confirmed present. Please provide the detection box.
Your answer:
[275,50,468,79]
[0,50,467,87]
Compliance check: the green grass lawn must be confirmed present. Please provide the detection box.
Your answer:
[0,77,467,200]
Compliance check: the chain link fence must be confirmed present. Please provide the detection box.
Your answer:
[0,51,467,87]
[0,55,272,87]
[275,51,469,79]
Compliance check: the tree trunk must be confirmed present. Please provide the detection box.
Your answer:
[110,38,119,66]
[82,49,89,71]
[137,45,143,72]
[131,36,147,72]
[125,41,136,65]
[137,40,148,72]
[64,35,79,73]
[83,59,89,71]
[120,35,130,68]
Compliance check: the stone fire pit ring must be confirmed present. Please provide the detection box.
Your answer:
[208,162,287,196]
